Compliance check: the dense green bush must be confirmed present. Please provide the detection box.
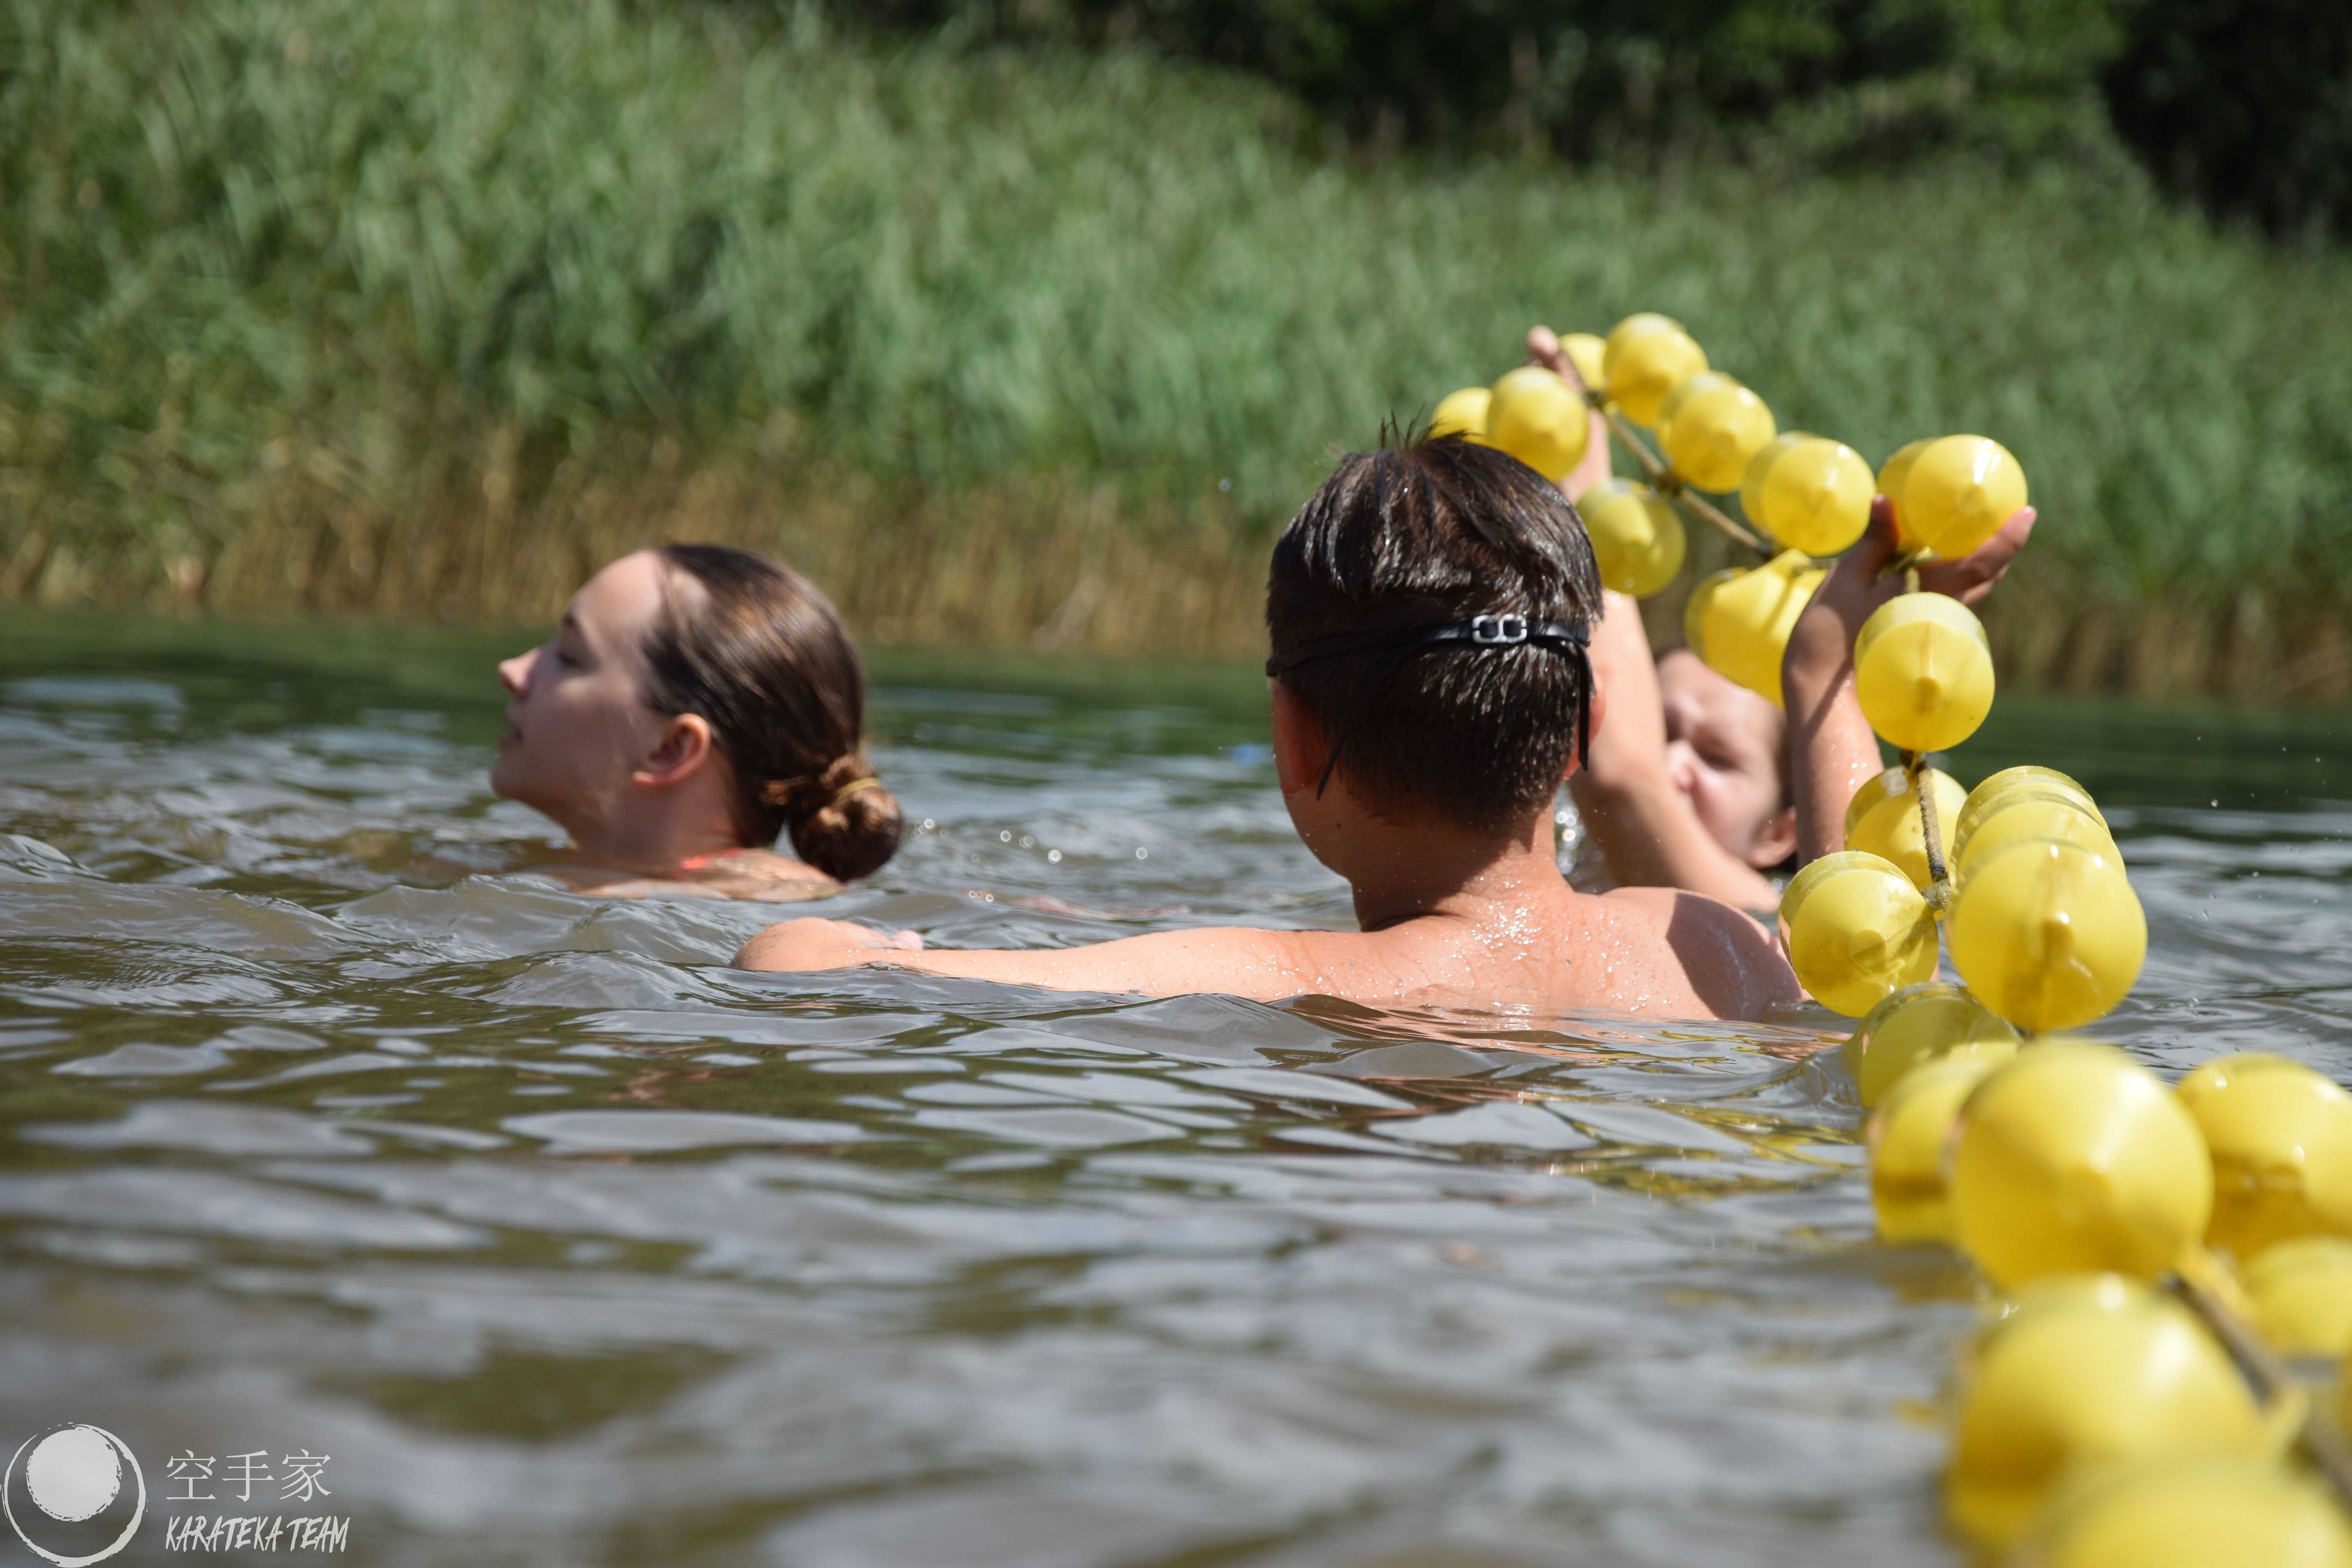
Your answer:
[857,0,2132,169]
[856,0,2352,236]
[2105,0,2352,238]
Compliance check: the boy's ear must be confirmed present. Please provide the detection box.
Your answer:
[633,713,717,790]
[1268,682,1329,798]
[1749,804,1799,869]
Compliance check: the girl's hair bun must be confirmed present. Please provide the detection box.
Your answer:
[780,752,902,882]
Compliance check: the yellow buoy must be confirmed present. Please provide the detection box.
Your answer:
[2241,1236,2352,1356]
[1947,837,2146,1031]
[1743,435,1873,557]
[1682,568,1735,663]
[1603,320,1708,429]
[1576,478,1688,599]
[1660,375,1777,494]
[1603,312,1682,350]
[1899,434,2028,560]
[1485,365,1590,482]
[1852,592,1996,753]
[1739,431,1811,525]
[1844,981,2019,1107]
[1948,1041,2212,1288]
[2027,1457,2352,1568]
[2174,1052,2352,1260]
[1951,791,2118,883]
[1960,1271,2152,1383]
[1779,850,1940,1017]
[1651,371,1735,452]
[1944,1288,2272,1550]
[1954,765,2104,846]
[1844,766,1968,889]
[1867,1051,2010,1243]
[1875,437,1935,552]
[1430,386,1492,442]
[1559,332,1608,397]
[1691,550,1824,706]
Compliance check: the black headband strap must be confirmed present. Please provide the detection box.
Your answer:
[1265,613,1593,798]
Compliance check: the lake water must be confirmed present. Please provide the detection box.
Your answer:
[2,613,2349,1568]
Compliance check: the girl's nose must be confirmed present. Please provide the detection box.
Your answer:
[497,650,534,699]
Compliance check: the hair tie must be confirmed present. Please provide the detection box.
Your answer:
[759,775,882,810]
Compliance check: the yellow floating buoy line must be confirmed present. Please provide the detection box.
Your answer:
[1437,318,2352,1555]
[1431,315,2029,713]
[1806,575,2350,1558]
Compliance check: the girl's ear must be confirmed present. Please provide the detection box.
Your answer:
[1749,803,1799,869]
[634,713,716,789]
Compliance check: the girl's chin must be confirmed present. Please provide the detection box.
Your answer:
[487,757,530,801]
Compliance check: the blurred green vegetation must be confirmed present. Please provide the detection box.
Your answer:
[3,0,2351,690]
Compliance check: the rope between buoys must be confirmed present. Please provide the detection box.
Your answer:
[1904,750,1952,913]
[1591,397,1768,554]
[2171,1250,2352,1508]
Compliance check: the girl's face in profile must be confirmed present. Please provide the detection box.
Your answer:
[1656,648,1797,869]
[491,551,673,832]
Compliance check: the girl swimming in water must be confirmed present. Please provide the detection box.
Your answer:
[491,543,902,898]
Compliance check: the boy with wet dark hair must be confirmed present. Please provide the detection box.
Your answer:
[740,431,1802,1020]
[1265,436,1600,830]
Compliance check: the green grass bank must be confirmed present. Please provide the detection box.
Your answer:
[8,0,2352,697]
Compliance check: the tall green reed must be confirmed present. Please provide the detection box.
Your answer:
[5,0,2352,690]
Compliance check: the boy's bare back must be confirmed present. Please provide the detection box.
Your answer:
[738,860,1794,1020]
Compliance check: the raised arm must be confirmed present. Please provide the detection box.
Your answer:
[1527,328,1782,910]
[1525,325,1613,502]
[1782,498,2036,865]
[1570,592,1785,913]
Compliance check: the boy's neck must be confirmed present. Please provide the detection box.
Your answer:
[1339,809,1567,933]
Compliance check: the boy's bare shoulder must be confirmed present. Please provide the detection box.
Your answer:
[1598,885,1799,1016]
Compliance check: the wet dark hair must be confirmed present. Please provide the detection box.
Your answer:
[1266,433,1602,832]
[639,544,902,880]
